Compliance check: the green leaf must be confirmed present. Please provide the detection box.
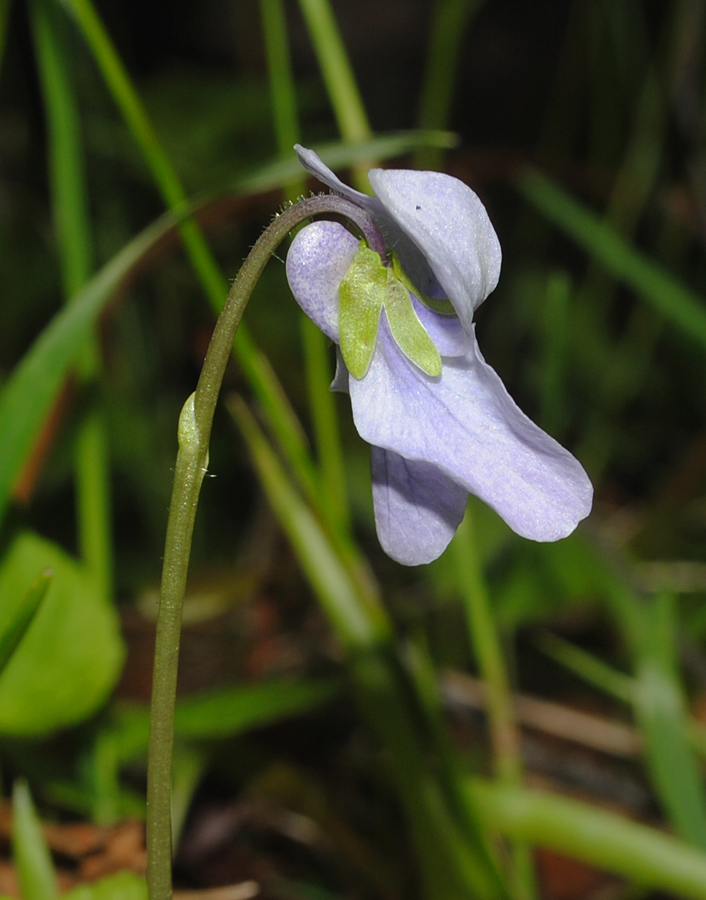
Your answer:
[12,780,57,900]
[0,570,52,675]
[62,871,147,900]
[0,532,124,735]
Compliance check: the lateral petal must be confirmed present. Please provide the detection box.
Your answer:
[350,320,593,542]
[286,220,359,342]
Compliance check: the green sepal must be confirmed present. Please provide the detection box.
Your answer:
[391,252,456,316]
[385,276,442,376]
[339,246,386,379]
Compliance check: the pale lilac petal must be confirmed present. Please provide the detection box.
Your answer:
[410,293,473,357]
[368,169,502,334]
[371,447,468,565]
[286,221,359,342]
[349,319,593,542]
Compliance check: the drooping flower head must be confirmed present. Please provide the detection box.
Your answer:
[286,145,593,565]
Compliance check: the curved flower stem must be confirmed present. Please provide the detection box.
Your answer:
[146,195,384,900]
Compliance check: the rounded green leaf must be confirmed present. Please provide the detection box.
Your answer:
[0,532,124,735]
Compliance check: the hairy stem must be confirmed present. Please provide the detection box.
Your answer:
[147,194,383,900]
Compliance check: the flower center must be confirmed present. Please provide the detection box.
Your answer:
[338,245,442,380]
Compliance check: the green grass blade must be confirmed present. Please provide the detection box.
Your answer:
[31,0,113,603]
[57,0,316,500]
[30,0,92,297]
[12,781,57,900]
[633,594,706,849]
[518,169,706,350]
[453,511,536,900]
[534,630,635,704]
[229,396,384,648]
[296,0,371,145]
[473,778,706,900]
[259,0,350,536]
[260,0,300,159]
[415,0,488,169]
[0,210,177,526]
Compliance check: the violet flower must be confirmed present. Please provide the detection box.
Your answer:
[286,146,592,566]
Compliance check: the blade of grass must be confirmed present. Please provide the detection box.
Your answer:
[12,781,57,900]
[473,778,706,900]
[57,0,317,497]
[632,593,706,849]
[517,169,706,351]
[534,629,635,704]
[295,0,371,146]
[259,0,351,535]
[453,510,536,900]
[0,209,178,526]
[259,0,300,163]
[229,396,386,646]
[414,0,488,170]
[30,0,112,604]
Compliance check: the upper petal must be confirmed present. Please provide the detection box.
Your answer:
[349,320,593,542]
[286,220,360,342]
[368,168,502,334]
[295,146,442,300]
[371,446,468,565]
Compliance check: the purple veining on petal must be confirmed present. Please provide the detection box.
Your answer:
[371,446,469,565]
[286,220,359,342]
[349,317,593,542]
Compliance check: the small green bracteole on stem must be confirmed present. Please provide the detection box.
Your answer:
[146,193,385,900]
